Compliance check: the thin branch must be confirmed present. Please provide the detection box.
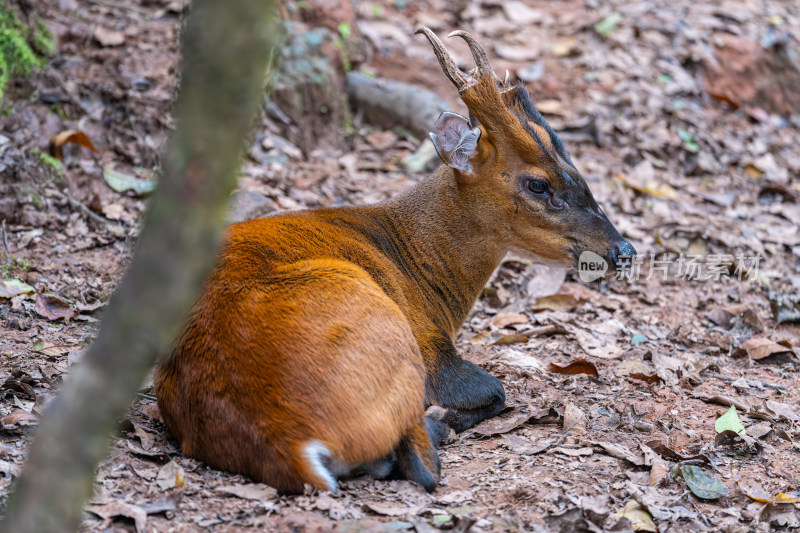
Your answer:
[1,1,279,531]
[1,220,10,266]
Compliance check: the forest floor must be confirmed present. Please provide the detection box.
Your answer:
[1,0,800,531]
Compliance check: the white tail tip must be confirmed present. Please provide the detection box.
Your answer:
[303,441,338,493]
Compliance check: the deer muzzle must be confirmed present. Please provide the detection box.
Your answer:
[608,240,636,270]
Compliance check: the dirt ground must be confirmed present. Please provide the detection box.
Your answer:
[1,0,800,531]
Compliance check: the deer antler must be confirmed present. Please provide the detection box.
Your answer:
[414,27,473,91]
[418,27,532,149]
[415,27,513,93]
[447,30,500,85]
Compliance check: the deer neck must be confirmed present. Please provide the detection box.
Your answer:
[379,166,507,337]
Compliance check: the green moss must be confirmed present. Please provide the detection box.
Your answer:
[0,5,54,105]
[0,256,32,278]
[49,102,68,120]
[335,22,352,73]
[30,148,63,177]
[31,18,55,56]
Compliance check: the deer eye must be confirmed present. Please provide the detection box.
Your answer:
[527,179,549,195]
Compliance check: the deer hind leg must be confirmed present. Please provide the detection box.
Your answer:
[425,343,505,433]
[389,418,441,492]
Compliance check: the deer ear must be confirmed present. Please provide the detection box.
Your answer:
[429,112,482,175]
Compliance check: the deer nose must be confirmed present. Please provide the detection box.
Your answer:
[609,240,636,269]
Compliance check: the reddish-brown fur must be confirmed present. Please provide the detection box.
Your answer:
[154,28,633,494]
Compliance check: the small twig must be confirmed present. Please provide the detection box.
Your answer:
[666,489,691,507]
[670,489,712,528]
[517,324,567,337]
[133,408,158,422]
[52,189,112,226]
[704,370,786,391]
[135,393,157,401]
[547,431,571,449]
[45,67,92,115]
[86,0,153,14]
[687,497,712,528]
[1,219,10,266]
[676,458,708,468]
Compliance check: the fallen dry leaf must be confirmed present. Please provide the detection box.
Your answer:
[535,99,568,116]
[121,422,155,451]
[469,331,529,345]
[469,409,533,437]
[570,323,625,359]
[0,279,35,299]
[764,400,800,422]
[32,341,72,357]
[216,483,278,500]
[592,441,645,466]
[500,1,542,24]
[734,471,800,504]
[531,294,577,312]
[0,459,20,478]
[705,307,735,328]
[490,312,529,329]
[1,409,38,427]
[639,443,669,487]
[615,359,653,377]
[156,460,186,491]
[690,392,753,412]
[628,373,662,385]
[33,294,78,321]
[648,460,669,487]
[126,440,171,462]
[49,130,98,159]
[615,172,677,200]
[646,440,711,464]
[733,337,795,363]
[363,501,421,517]
[529,406,564,425]
[652,352,684,373]
[498,349,546,373]
[501,434,554,455]
[714,429,761,452]
[526,266,568,300]
[552,36,579,57]
[94,26,126,46]
[549,359,599,377]
[85,502,146,533]
[748,421,773,439]
[102,203,126,220]
[140,491,184,515]
[494,43,540,62]
[551,446,593,457]
[562,402,586,434]
[613,500,656,532]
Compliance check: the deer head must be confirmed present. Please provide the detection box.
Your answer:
[417,28,635,271]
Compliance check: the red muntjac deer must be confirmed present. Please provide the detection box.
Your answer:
[154,28,635,494]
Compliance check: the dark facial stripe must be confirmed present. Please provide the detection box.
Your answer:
[516,116,550,156]
[510,84,575,168]
[515,113,577,187]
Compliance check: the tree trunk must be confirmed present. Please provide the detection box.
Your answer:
[1,0,279,531]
